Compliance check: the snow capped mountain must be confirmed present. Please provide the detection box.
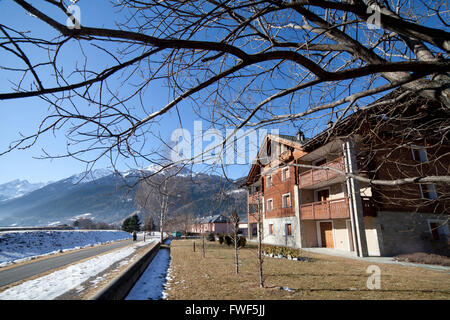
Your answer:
[0,166,247,227]
[67,168,114,184]
[0,179,47,202]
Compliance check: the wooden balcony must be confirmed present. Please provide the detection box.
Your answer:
[300,197,377,220]
[249,191,262,203]
[300,197,350,220]
[298,156,345,188]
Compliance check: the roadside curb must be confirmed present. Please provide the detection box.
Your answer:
[89,240,164,300]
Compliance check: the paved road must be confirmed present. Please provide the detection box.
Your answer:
[0,239,139,288]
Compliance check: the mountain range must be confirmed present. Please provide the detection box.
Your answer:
[0,168,247,227]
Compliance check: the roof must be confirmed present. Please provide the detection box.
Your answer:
[196,214,230,224]
[243,133,306,186]
[299,88,438,151]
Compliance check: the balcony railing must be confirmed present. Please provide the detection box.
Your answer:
[300,196,376,220]
[300,197,350,220]
[298,156,345,188]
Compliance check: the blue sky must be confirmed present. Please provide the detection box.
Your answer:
[0,0,259,184]
[1,1,441,185]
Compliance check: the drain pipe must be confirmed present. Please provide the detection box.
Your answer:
[343,139,369,257]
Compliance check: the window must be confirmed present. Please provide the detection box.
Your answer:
[285,224,292,236]
[266,199,273,211]
[316,189,330,202]
[411,145,428,162]
[282,193,292,208]
[249,204,258,213]
[269,224,274,235]
[266,141,272,157]
[266,175,272,188]
[282,167,290,181]
[428,221,449,241]
[420,184,438,200]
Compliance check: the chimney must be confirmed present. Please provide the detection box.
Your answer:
[296,130,305,142]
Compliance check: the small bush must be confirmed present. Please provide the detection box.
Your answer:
[218,235,224,244]
[238,236,246,248]
[262,244,303,258]
[224,235,232,246]
[207,232,215,241]
[394,252,450,266]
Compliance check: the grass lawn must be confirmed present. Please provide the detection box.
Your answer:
[165,239,450,300]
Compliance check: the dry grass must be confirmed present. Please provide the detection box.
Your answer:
[165,239,450,300]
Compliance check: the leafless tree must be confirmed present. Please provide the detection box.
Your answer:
[229,208,241,274]
[135,165,187,243]
[2,0,449,288]
[256,193,264,288]
[165,212,196,234]
[0,0,448,185]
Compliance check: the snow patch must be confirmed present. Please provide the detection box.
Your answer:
[0,230,132,267]
[0,244,137,300]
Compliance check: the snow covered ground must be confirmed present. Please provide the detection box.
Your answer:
[125,239,171,300]
[0,230,132,267]
[0,239,157,300]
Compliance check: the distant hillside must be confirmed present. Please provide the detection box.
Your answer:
[0,169,247,227]
[0,180,47,202]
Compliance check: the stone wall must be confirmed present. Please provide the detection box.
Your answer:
[374,211,449,256]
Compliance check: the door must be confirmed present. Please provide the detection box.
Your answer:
[320,222,334,248]
[317,189,330,202]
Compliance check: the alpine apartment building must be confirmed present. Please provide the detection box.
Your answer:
[244,90,450,257]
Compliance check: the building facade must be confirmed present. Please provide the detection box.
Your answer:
[245,91,450,257]
[190,214,231,234]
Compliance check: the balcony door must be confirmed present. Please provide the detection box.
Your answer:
[316,188,330,202]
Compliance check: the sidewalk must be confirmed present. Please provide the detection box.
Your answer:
[301,247,450,272]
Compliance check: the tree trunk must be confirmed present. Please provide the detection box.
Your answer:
[235,234,239,274]
[257,194,264,288]
[202,235,205,258]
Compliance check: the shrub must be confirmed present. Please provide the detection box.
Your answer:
[238,236,246,248]
[224,235,232,246]
[394,252,450,266]
[218,235,224,245]
[262,244,303,258]
[207,232,215,241]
